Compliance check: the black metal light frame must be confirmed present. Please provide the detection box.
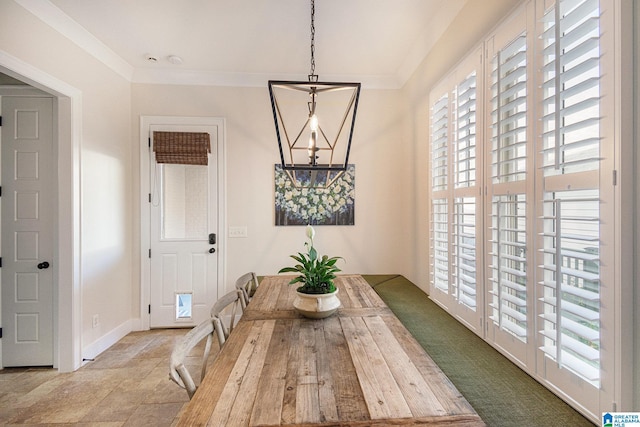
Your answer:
[268,79,360,187]
[268,0,361,188]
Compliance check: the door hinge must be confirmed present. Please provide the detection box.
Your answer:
[148,304,151,314]
[148,249,151,258]
[148,193,151,203]
[0,186,2,197]
[613,170,617,186]
[0,116,3,126]
[148,137,151,148]
[0,327,2,338]
[0,257,2,268]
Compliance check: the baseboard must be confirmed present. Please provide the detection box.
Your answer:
[82,319,133,365]
[130,317,144,332]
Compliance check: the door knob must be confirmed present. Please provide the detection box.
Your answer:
[209,248,216,253]
[37,261,50,269]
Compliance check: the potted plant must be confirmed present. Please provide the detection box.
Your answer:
[278,225,342,318]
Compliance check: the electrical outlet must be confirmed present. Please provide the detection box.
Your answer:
[228,226,248,238]
[92,314,99,328]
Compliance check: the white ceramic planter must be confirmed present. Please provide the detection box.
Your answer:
[293,288,341,319]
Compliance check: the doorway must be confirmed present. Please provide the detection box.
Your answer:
[0,53,82,372]
[1,94,55,366]
[140,116,226,330]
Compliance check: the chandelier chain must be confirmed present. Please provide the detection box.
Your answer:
[309,0,316,79]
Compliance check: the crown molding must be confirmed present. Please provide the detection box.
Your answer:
[15,0,134,81]
[17,0,419,90]
[132,68,402,90]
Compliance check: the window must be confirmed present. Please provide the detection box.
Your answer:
[487,25,531,346]
[454,72,477,189]
[489,194,528,341]
[430,92,450,295]
[491,34,528,184]
[431,199,449,293]
[161,164,209,239]
[429,50,483,328]
[176,292,193,319]
[431,94,449,192]
[428,0,613,418]
[454,197,477,309]
[539,190,600,384]
[537,0,601,387]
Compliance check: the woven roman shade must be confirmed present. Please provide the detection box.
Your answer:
[153,131,211,165]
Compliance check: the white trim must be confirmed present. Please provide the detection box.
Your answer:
[0,49,83,372]
[82,319,133,364]
[132,68,400,90]
[139,116,227,331]
[613,0,635,411]
[13,0,401,89]
[14,1,401,89]
[14,0,134,81]
[13,1,420,90]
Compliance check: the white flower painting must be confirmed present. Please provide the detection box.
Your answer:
[275,164,355,226]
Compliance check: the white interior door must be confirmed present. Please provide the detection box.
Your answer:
[1,96,54,366]
[149,125,219,328]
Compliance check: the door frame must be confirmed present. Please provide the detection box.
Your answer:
[0,51,82,372]
[139,116,226,330]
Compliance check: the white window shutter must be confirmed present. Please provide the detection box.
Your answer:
[538,0,601,386]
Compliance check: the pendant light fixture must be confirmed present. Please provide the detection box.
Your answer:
[268,0,361,188]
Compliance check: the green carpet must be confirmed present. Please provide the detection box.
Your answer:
[361,275,596,427]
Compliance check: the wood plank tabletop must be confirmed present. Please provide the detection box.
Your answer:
[177,275,484,426]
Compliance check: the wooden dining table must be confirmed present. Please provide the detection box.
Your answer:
[177,275,484,426]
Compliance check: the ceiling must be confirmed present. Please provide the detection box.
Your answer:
[17,0,467,89]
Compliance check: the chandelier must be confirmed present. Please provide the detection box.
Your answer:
[268,0,360,188]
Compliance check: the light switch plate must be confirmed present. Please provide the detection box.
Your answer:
[228,226,248,238]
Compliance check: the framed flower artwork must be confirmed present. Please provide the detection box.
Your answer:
[274,164,355,226]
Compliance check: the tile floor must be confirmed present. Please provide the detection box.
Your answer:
[0,329,215,426]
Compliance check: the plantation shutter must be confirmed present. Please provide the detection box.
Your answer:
[540,0,600,176]
[489,194,528,340]
[431,199,449,293]
[430,92,450,295]
[454,72,477,189]
[538,0,601,385]
[431,95,449,192]
[454,197,476,309]
[452,71,479,310]
[153,131,211,165]
[488,27,530,342]
[491,34,528,184]
[430,50,482,318]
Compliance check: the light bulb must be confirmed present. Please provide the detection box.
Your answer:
[309,114,319,132]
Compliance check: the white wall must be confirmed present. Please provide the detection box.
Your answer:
[0,0,134,366]
[131,84,412,305]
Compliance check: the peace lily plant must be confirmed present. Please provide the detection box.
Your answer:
[278,225,342,294]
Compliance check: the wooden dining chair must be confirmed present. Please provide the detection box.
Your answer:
[210,289,246,347]
[169,317,218,399]
[235,272,259,306]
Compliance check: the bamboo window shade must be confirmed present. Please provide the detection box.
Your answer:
[153,131,211,165]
